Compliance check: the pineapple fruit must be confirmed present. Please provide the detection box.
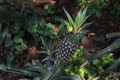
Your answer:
[55,7,91,61]
[55,37,78,61]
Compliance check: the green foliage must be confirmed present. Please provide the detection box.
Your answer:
[42,4,55,15]
[0,0,120,80]
[65,46,115,80]
[13,35,27,51]
[79,33,120,79]
[0,38,82,80]
[75,0,109,17]
[0,0,57,49]
[63,7,92,34]
[0,1,62,79]
[0,1,25,50]
[26,15,57,45]
[111,0,120,20]
[88,0,108,17]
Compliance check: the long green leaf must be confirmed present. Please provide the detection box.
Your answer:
[75,10,82,28]
[82,6,88,20]
[40,37,49,51]
[80,8,87,20]
[78,16,88,28]
[37,51,49,54]
[63,8,75,27]
[81,22,94,29]
[7,52,15,66]
[26,60,47,75]
[49,62,61,80]
[58,74,82,80]
[42,71,53,80]
[106,32,120,38]
[30,65,47,74]
[100,58,120,77]
[88,38,120,62]
[0,64,39,77]
[75,7,88,29]
[107,72,120,78]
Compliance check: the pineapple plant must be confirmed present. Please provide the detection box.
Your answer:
[55,7,92,61]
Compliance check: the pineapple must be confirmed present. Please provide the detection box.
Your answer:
[55,7,92,61]
[55,37,78,61]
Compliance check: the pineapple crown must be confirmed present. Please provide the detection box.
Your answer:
[62,6,93,45]
[63,6,93,35]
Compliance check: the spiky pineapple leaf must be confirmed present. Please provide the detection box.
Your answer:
[63,8,75,27]
[7,52,15,66]
[100,58,120,77]
[76,7,88,29]
[81,22,93,30]
[37,51,49,54]
[75,10,82,28]
[48,62,61,79]
[40,37,49,51]
[58,74,82,80]
[88,38,120,62]
[106,32,120,38]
